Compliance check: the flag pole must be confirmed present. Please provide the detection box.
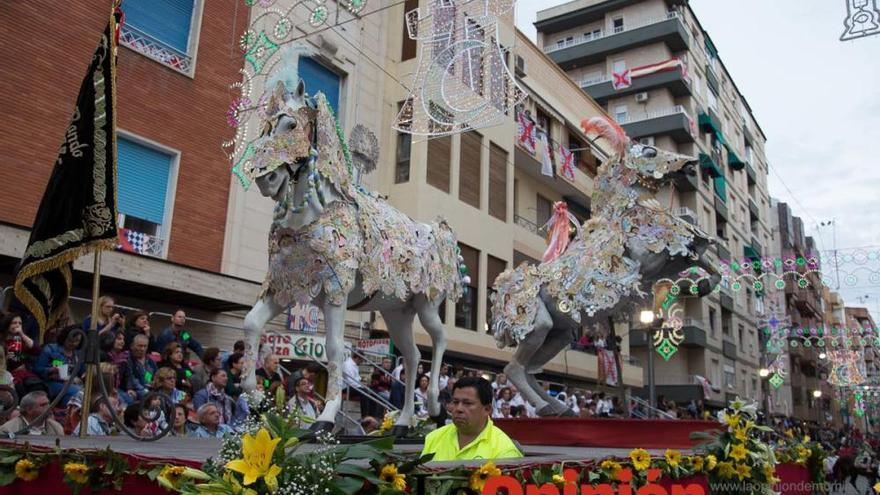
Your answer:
[79,250,103,437]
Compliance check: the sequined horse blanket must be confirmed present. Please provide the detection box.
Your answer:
[262,194,461,307]
[491,199,698,347]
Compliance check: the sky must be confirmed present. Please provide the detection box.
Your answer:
[515,0,880,312]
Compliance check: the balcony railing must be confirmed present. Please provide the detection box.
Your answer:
[545,11,682,53]
[120,23,193,75]
[514,214,544,236]
[616,105,692,125]
[117,228,166,258]
[675,206,698,224]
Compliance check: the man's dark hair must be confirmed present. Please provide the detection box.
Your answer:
[305,363,322,373]
[209,367,227,380]
[124,403,142,427]
[233,340,245,352]
[453,376,493,406]
[228,352,244,367]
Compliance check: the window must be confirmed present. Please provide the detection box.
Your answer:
[614,105,628,123]
[486,255,507,331]
[724,365,735,389]
[692,72,701,97]
[427,136,452,192]
[738,324,744,347]
[488,143,507,221]
[708,308,717,337]
[711,358,721,387]
[584,28,602,40]
[395,101,412,183]
[459,131,482,208]
[745,145,753,163]
[536,194,552,228]
[455,244,479,330]
[432,1,456,74]
[299,57,341,114]
[707,89,718,111]
[612,17,624,33]
[746,288,754,314]
[401,0,418,60]
[117,135,175,257]
[612,59,627,74]
[120,0,201,74]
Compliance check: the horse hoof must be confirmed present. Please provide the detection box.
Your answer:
[390,425,410,438]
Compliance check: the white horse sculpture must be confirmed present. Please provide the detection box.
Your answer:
[241,79,464,434]
[491,117,721,416]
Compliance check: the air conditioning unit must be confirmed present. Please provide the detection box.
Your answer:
[635,92,649,103]
[515,55,526,77]
[639,136,655,146]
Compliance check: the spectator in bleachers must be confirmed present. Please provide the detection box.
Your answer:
[360,416,379,434]
[189,403,233,438]
[124,310,155,352]
[159,342,193,394]
[155,367,187,405]
[491,373,509,398]
[63,391,82,435]
[0,390,64,436]
[438,363,450,391]
[367,357,393,418]
[82,296,124,338]
[171,403,193,437]
[288,375,318,420]
[493,387,513,418]
[222,340,245,371]
[1,313,42,398]
[73,395,118,436]
[123,403,154,437]
[414,373,430,417]
[102,331,129,368]
[225,352,245,398]
[256,354,284,396]
[440,376,456,415]
[120,334,157,403]
[390,367,407,410]
[191,347,222,393]
[34,325,84,406]
[193,369,234,426]
[287,362,321,397]
[156,309,204,359]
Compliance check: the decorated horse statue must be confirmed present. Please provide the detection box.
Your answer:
[490,116,721,416]
[240,77,464,434]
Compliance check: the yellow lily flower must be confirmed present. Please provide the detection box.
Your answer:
[716,461,736,479]
[735,463,751,481]
[665,449,682,468]
[729,443,748,462]
[873,481,880,493]
[600,459,623,477]
[733,427,748,443]
[225,428,283,487]
[705,455,718,471]
[691,456,704,472]
[380,464,407,491]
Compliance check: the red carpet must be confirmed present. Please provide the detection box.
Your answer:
[494,417,719,449]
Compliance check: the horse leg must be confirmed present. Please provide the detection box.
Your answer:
[522,327,577,416]
[312,300,346,432]
[381,307,419,436]
[504,299,554,414]
[242,295,285,392]
[415,294,445,419]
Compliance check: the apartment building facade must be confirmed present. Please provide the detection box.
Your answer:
[0,1,262,350]
[535,0,775,409]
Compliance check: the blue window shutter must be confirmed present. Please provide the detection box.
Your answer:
[298,57,341,113]
[123,0,195,53]
[117,138,172,225]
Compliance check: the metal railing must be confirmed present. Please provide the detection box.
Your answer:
[580,74,610,87]
[545,11,682,53]
[119,23,193,75]
[514,214,543,236]
[117,229,165,258]
[616,104,691,125]
[630,395,676,419]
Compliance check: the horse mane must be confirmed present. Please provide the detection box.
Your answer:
[313,93,356,197]
[580,116,629,156]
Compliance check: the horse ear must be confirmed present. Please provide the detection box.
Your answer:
[273,80,287,104]
[296,79,305,100]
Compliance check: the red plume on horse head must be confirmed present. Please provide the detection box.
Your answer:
[580,116,630,156]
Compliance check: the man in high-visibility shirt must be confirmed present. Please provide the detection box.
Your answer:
[421,377,523,461]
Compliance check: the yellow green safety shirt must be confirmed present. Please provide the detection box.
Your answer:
[421,419,523,461]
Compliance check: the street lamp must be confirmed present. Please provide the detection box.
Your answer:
[819,352,827,360]
[813,390,822,398]
[759,368,770,378]
[640,310,657,415]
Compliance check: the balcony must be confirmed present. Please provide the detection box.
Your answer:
[745,160,757,185]
[717,242,730,262]
[719,285,734,311]
[748,198,760,221]
[714,194,729,221]
[617,105,695,143]
[630,319,707,348]
[705,63,719,93]
[750,237,763,257]
[120,24,194,76]
[674,171,698,191]
[545,12,690,70]
[117,228,166,258]
[743,125,755,145]
[727,147,746,171]
[514,214,543,237]
[675,206,698,227]
[723,339,737,359]
[580,66,691,105]
[514,145,593,210]
[699,151,723,178]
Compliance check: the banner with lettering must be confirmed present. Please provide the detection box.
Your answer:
[597,349,619,386]
[287,303,321,333]
[13,10,121,338]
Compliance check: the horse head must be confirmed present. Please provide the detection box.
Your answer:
[252,79,319,202]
